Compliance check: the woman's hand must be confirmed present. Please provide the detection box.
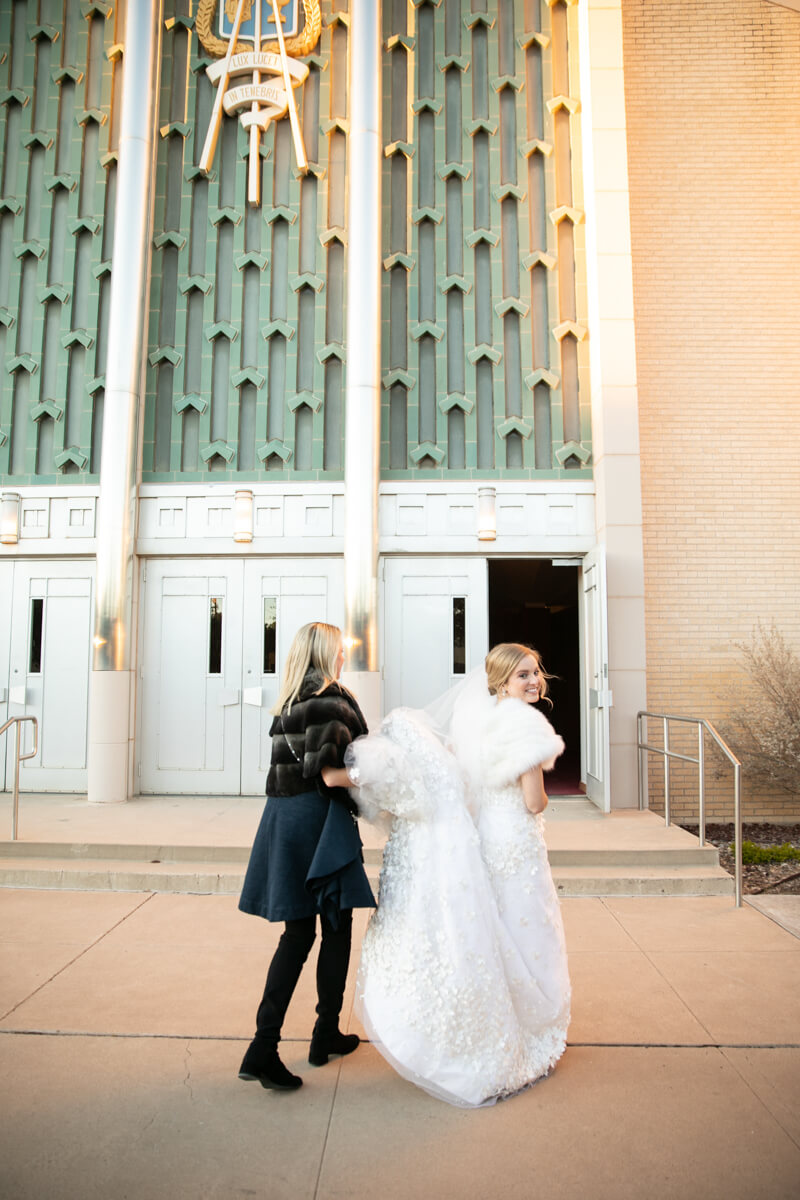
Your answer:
[321,765,360,790]
[520,765,548,815]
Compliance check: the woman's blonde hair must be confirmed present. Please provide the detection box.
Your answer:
[271,622,343,714]
[485,642,552,705]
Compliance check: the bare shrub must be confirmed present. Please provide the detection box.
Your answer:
[721,623,800,795]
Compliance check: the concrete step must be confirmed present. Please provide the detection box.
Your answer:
[0,841,251,863]
[0,799,731,897]
[0,839,721,869]
[0,856,248,894]
[546,796,604,820]
[547,846,721,867]
[552,864,734,898]
[0,840,731,896]
[0,855,733,897]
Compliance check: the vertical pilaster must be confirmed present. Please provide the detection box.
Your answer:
[342,0,381,724]
[578,0,647,807]
[88,0,163,803]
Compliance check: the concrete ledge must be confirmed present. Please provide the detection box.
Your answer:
[0,840,720,867]
[0,858,732,897]
[0,859,248,894]
[548,846,721,866]
[745,896,800,940]
[0,799,732,897]
[554,865,734,898]
[0,841,251,863]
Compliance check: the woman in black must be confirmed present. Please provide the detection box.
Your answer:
[238,622,374,1091]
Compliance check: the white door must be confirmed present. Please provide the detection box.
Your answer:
[240,559,344,794]
[0,561,13,790]
[6,562,95,791]
[580,544,611,811]
[139,560,244,793]
[382,558,488,712]
[139,557,345,795]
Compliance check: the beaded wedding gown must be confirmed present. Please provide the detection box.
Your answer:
[453,690,571,1058]
[346,702,570,1108]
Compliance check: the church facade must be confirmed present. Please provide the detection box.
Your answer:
[0,0,797,821]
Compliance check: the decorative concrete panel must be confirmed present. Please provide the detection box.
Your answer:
[135,479,593,555]
[19,499,50,539]
[378,480,595,551]
[0,1,594,488]
[0,0,119,485]
[382,0,592,480]
[0,486,98,554]
[143,1,349,484]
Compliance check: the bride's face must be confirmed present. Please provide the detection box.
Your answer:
[502,654,541,704]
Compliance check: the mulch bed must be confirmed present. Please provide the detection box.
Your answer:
[680,823,800,895]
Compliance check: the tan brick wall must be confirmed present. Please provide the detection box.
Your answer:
[621,0,800,821]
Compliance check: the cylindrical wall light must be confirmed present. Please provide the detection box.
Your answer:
[0,492,21,545]
[233,489,254,543]
[477,486,497,541]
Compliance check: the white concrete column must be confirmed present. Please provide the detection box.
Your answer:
[342,0,382,729]
[579,0,647,808]
[88,1,163,802]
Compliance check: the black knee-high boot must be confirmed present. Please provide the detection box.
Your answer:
[253,916,317,1046]
[309,909,360,1065]
[239,917,317,1090]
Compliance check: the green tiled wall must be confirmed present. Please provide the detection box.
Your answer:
[0,0,592,487]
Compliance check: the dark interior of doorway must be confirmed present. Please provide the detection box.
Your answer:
[488,559,582,795]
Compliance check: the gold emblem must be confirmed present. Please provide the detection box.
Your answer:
[196,0,322,205]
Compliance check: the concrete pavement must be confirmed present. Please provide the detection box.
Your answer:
[1,888,799,1199]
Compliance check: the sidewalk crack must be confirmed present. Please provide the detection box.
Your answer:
[720,1046,800,1154]
[183,1040,195,1103]
[312,1060,342,1200]
[0,893,155,1023]
[599,899,718,1044]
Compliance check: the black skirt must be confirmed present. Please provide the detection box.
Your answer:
[239,790,375,926]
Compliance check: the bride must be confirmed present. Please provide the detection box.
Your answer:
[453,644,572,1061]
[345,644,570,1107]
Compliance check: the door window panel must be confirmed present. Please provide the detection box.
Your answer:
[263,597,277,674]
[29,597,44,674]
[208,597,223,674]
[452,596,466,674]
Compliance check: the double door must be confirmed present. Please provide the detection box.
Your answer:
[382,553,610,811]
[0,560,95,791]
[0,551,610,805]
[138,558,344,794]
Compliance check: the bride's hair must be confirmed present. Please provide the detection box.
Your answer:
[485,643,552,705]
[272,621,343,715]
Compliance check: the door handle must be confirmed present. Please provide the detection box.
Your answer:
[218,688,240,707]
[9,686,26,705]
[243,686,263,707]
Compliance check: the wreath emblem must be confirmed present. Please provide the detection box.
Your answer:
[196,0,322,59]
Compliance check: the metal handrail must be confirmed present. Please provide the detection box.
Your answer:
[0,716,39,840]
[637,711,743,907]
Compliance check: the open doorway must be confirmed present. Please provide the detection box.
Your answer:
[488,559,582,795]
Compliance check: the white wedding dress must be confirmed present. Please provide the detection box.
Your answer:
[452,690,571,1057]
[346,703,570,1108]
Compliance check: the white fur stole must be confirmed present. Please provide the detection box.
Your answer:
[479,698,564,788]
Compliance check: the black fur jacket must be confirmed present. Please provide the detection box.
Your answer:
[266,668,368,800]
